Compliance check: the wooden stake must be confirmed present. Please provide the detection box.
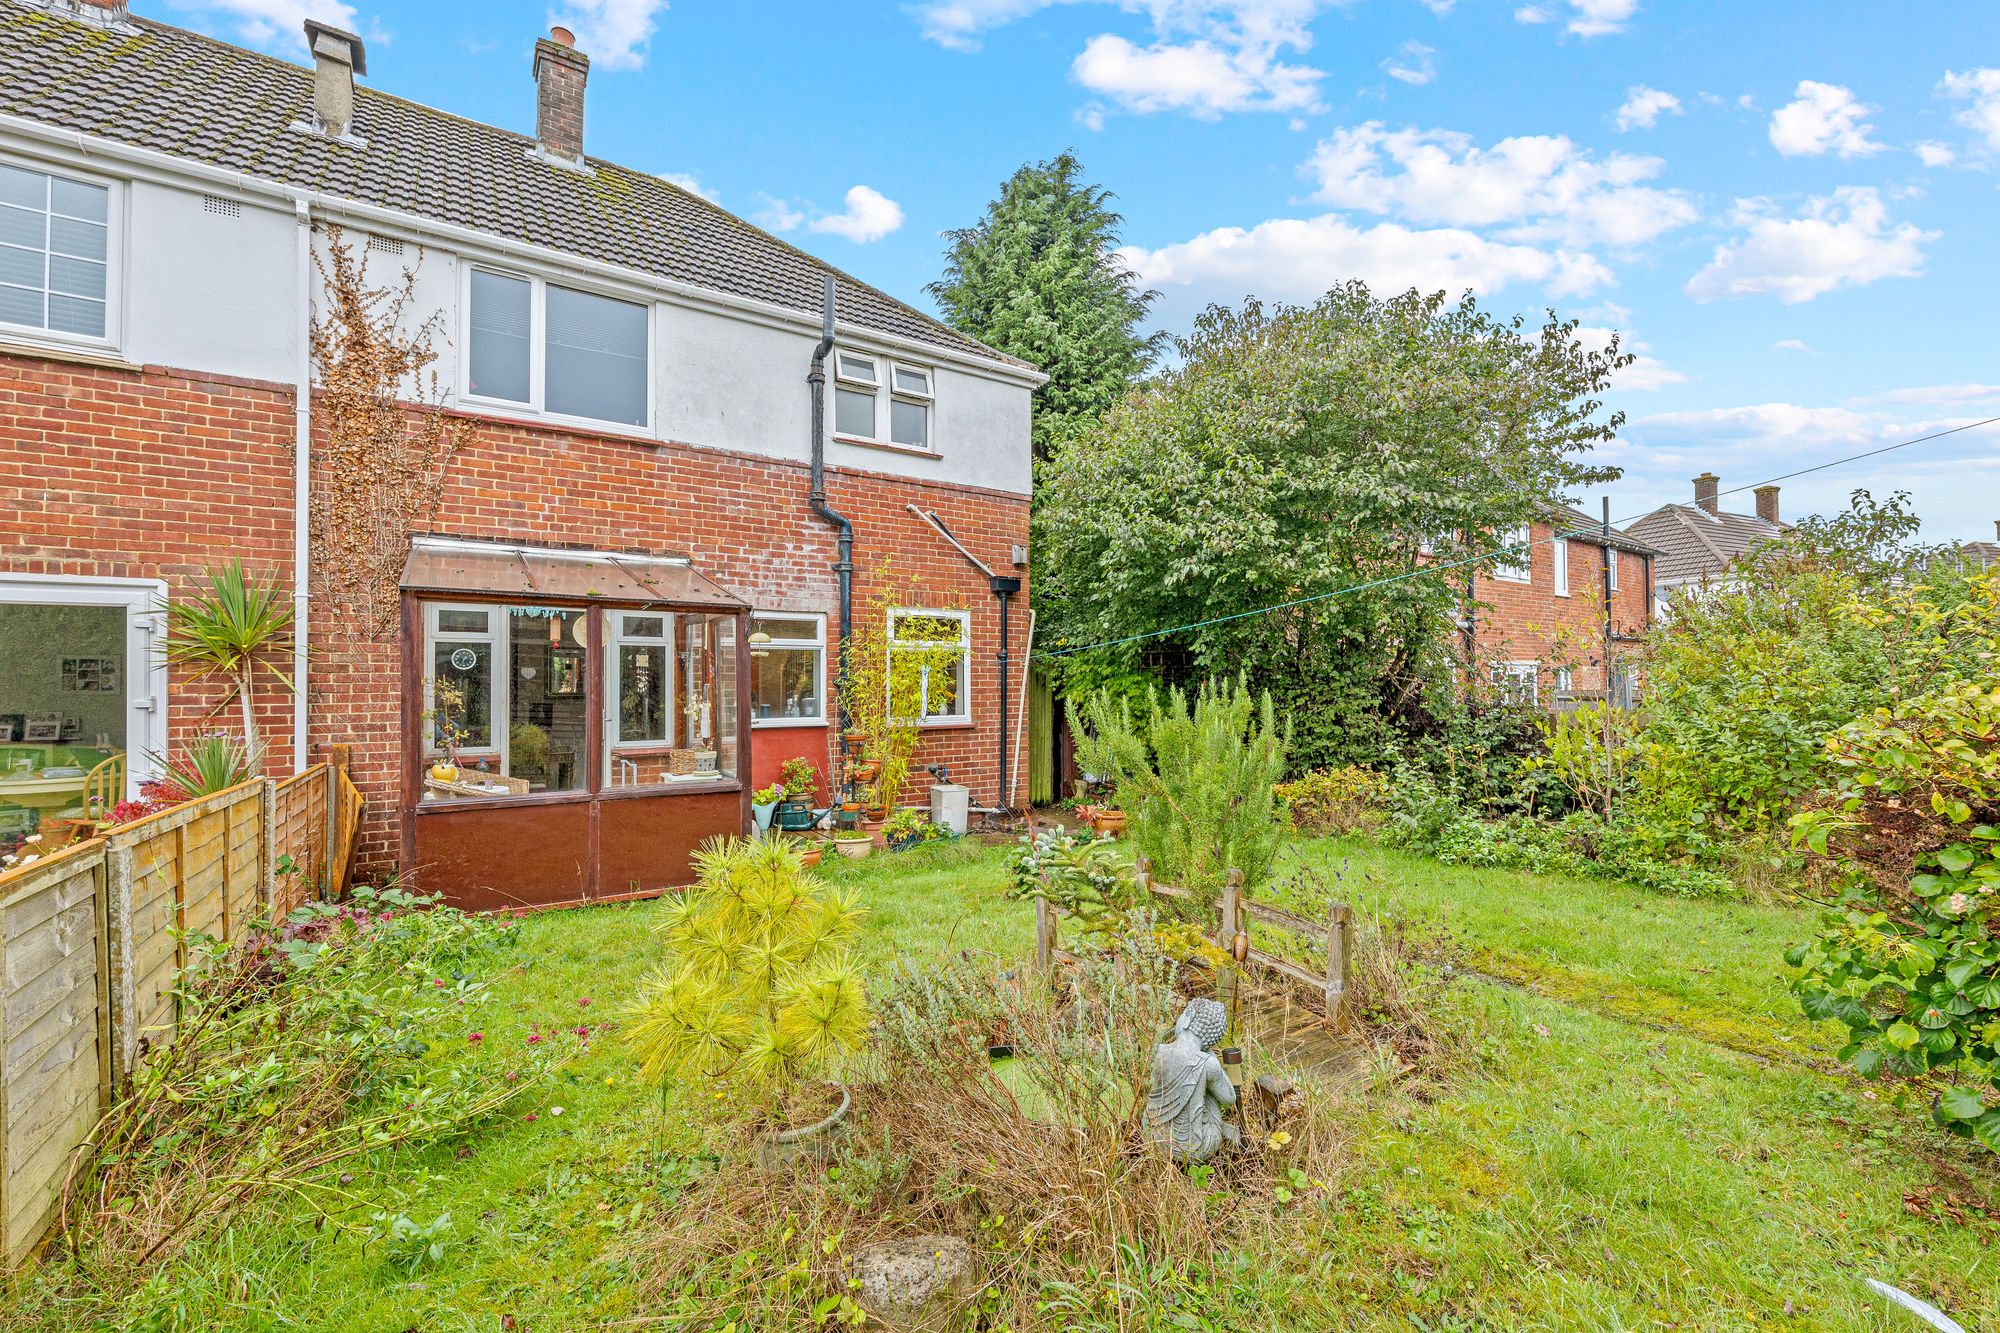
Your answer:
[1326,901,1352,1032]
[1218,869,1244,1030]
[1034,896,1055,973]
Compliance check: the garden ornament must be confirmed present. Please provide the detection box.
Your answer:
[1145,997,1240,1164]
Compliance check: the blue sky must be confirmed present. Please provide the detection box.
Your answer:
[168,0,1999,541]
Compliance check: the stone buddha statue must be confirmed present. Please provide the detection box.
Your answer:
[1145,997,1239,1164]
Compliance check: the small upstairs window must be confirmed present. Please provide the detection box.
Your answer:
[833,350,936,452]
[1493,525,1532,583]
[834,351,878,439]
[0,161,109,341]
[1552,538,1570,597]
[889,363,932,449]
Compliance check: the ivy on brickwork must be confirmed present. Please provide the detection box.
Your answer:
[308,225,467,635]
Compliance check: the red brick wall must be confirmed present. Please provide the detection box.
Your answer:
[308,408,1030,874]
[1468,520,1652,699]
[0,349,300,770]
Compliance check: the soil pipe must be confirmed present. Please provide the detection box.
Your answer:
[807,276,855,732]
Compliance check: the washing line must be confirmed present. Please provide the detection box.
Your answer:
[1030,415,2000,662]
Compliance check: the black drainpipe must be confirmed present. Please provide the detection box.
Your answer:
[991,573,1021,808]
[807,276,855,713]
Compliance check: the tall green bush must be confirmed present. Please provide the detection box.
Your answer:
[1071,678,1288,906]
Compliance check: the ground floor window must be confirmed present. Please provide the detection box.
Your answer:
[0,574,164,853]
[421,600,741,801]
[1493,660,1539,708]
[749,613,825,726]
[887,608,971,724]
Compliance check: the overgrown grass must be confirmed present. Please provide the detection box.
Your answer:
[10,834,1998,1332]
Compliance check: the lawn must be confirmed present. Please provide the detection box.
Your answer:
[11,836,1998,1332]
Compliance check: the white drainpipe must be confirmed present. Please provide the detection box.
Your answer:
[291,196,312,773]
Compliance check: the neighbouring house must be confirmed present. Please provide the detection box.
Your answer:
[1465,505,1658,710]
[1625,472,1788,615]
[0,0,1041,908]
[1961,522,2000,570]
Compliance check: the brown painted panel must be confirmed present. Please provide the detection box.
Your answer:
[596,790,744,899]
[413,801,591,912]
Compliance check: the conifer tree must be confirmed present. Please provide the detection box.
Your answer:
[928,151,1164,462]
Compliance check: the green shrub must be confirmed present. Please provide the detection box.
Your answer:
[1070,677,1288,908]
[1788,574,2000,1150]
[1274,765,1384,836]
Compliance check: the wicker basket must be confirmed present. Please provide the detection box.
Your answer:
[664,748,702,775]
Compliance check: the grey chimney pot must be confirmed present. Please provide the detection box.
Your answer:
[302,20,366,139]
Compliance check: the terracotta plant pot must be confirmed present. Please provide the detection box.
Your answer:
[796,843,823,868]
[1092,810,1128,838]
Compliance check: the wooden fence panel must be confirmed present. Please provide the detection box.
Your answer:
[270,765,329,914]
[330,767,363,897]
[0,840,110,1266]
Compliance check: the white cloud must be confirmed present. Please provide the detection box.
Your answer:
[549,0,669,71]
[1573,324,1684,390]
[1303,122,1698,248]
[752,194,807,233]
[1073,33,1323,116]
[165,0,361,52]
[659,172,718,203]
[1773,339,1814,353]
[1613,85,1680,131]
[806,186,906,244]
[1854,383,2000,408]
[1119,214,1611,315]
[914,1,1335,117]
[1685,187,1935,304]
[1768,80,1883,158]
[1512,0,1636,36]
[1382,41,1436,87]
[1941,68,2000,151]
[1915,140,1958,167]
[1416,0,1456,12]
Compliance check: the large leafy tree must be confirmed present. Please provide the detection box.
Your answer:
[1035,282,1627,769]
[928,151,1164,461]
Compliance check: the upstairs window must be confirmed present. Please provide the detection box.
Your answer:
[466,268,649,427]
[834,350,936,451]
[1552,538,1570,597]
[1607,547,1620,592]
[1493,525,1532,583]
[0,162,109,340]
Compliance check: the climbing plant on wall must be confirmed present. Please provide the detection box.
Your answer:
[308,225,468,636]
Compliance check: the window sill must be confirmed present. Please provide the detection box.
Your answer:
[833,433,941,460]
[1492,574,1531,585]
[453,396,655,444]
[752,717,829,729]
[906,718,974,731]
[0,329,131,370]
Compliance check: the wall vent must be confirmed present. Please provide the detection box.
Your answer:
[201,193,242,218]
[366,234,406,256]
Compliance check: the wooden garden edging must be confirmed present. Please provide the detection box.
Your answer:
[1032,856,1354,1031]
[0,755,361,1268]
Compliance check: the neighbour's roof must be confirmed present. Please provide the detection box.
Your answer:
[1625,503,1785,585]
[0,2,1033,373]
[1961,540,2000,569]
[1548,504,1658,557]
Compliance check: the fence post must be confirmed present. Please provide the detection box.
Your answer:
[1134,855,1152,900]
[258,777,276,917]
[1218,868,1244,1025]
[324,743,351,901]
[1034,897,1055,972]
[1326,901,1352,1032]
[103,834,137,1085]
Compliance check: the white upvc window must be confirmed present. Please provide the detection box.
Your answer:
[1607,547,1620,592]
[749,612,827,727]
[0,158,117,349]
[889,362,933,449]
[1493,525,1532,583]
[1552,538,1570,597]
[606,610,674,749]
[833,349,937,452]
[464,266,652,429]
[1493,660,1539,707]
[1555,666,1574,693]
[887,607,971,725]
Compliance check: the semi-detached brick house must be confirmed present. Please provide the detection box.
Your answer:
[0,0,1042,909]
[1464,505,1658,709]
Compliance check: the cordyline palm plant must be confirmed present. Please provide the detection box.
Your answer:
[628,838,869,1112]
[153,734,261,802]
[162,561,294,759]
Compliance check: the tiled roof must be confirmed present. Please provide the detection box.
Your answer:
[1625,503,1784,585]
[1961,540,2000,569]
[0,2,1033,373]
[1548,503,1658,557]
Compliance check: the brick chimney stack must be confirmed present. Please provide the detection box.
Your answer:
[533,27,590,164]
[1693,472,1720,515]
[1754,485,1780,525]
[60,0,129,21]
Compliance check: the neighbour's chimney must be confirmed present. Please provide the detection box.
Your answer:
[1693,472,1720,515]
[1754,485,1781,525]
[533,26,590,164]
[302,20,367,139]
[58,0,129,22]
